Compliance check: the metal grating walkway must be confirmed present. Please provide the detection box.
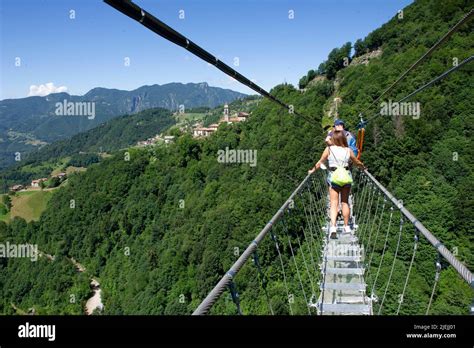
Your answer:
[310,194,373,315]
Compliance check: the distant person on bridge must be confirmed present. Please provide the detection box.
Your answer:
[309,130,365,239]
[325,119,358,157]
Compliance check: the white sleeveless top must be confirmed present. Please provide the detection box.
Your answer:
[328,145,350,168]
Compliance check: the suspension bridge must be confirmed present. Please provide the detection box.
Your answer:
[103,1,474,315]
[192,168,473,315]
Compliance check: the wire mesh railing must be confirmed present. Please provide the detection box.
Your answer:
[193,167,473,315]
[193,170,328,315]
[352,170,474,315]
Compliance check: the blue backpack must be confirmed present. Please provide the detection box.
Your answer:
[346,131,358,157]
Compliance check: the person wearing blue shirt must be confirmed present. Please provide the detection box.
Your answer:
[325,119,358,157]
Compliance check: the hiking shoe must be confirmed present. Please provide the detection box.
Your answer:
[329,226,337,239]
[344,225,352,234]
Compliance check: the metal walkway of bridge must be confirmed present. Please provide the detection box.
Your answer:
[315,218,371,315]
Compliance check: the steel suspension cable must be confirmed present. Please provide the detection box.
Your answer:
[426,256,442,315]
[378,215,404,314]
[371,206,394,297]
[364,194,385,267]
[357,184,377,240]
[228,281,242,315]
[270,228,293,315]
[252,250,274,315]
[104,0,318,127]
[364,170,473,287]
[397,55,473,102]
[282,209,311,309]
[295,230,318,301]
[299,190,322,281]
[305,178,328,277]
[307,185,327,263]
[361,191,382,246]
[354,174,369,221]
[307,181,326,234]
[355,176,371,227]
[359,9,474,117]
[396,228,419,314]
[364,55,474,123]
[319,231,330,314]
[365,198,387,281]
[192,172,314,315]
[302,183,320,237]
[299,210,319,276]
[285,231,311,315]
[307,175,327,234]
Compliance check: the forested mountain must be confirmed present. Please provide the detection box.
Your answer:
[0,0,472,315]
[0,83,247,169]
[0,108,175,192]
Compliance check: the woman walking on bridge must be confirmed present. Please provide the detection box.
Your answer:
[309,130,365,239]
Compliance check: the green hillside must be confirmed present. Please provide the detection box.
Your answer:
[0,108,175,192]
[0,190,57,223]
[10,191,54,222]
[0,0,472,315]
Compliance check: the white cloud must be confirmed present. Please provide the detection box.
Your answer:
[28,82,68,97]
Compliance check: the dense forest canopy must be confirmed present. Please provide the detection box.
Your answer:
[0,108,175,192]
[0,0,472,315]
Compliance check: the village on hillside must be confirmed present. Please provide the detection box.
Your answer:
[191,104,250,138]
[7,103,253,193]
[9,172,67,193]
[135,103,252,147]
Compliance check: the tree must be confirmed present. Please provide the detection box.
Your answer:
[317,62,326,75]
[315,42,352,80]
[48,177,61,188]
[298,75,308,89]
[354,38,367,57]
[307,69,316,81]
[2,195,12,211]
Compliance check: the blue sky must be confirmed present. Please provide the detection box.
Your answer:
[0,0,413,100]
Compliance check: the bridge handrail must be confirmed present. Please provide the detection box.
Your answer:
[363,170,474,287]
[192,172,315,315]
[193,169,473,315]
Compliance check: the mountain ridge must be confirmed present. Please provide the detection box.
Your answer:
[0,82,248,169]
[1,82,234,102]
